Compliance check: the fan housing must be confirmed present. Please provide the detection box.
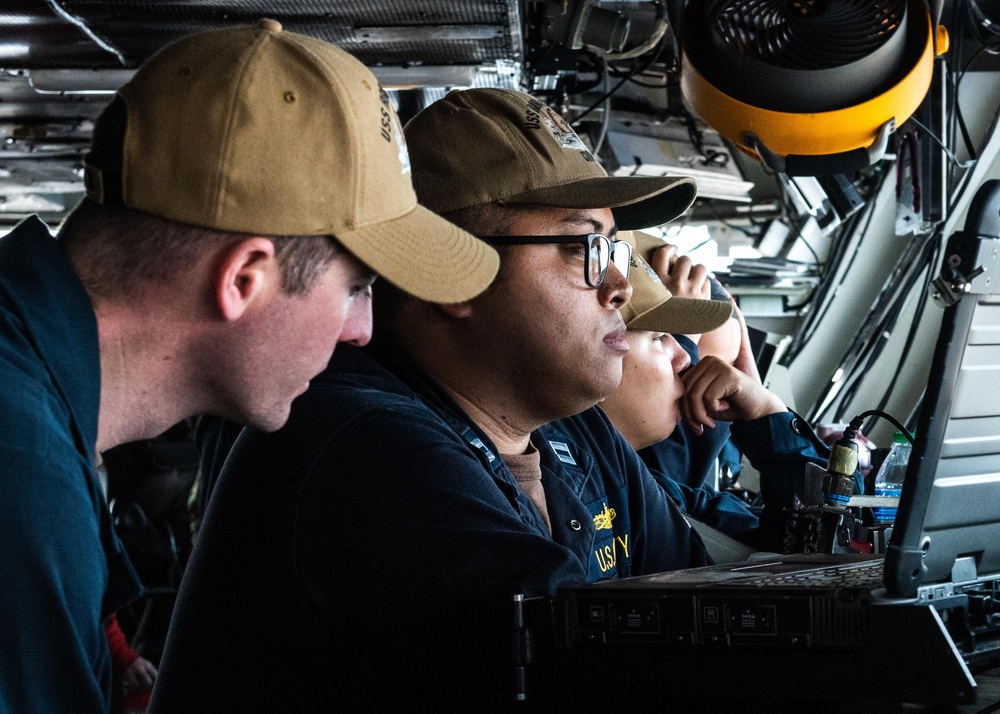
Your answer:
[680,0,942,175]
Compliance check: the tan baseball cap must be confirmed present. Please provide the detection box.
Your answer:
[403,88,697,230]
[83,19,498,304]
[620,231,733,334]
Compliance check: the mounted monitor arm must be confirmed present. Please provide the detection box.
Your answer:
[886,179,1000,598]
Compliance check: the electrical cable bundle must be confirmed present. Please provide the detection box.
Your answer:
[809,227,940,426]
[782,168,891,364]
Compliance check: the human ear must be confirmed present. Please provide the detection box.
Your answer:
[214,237,277,321]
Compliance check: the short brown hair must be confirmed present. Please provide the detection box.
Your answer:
[60,200,341,301]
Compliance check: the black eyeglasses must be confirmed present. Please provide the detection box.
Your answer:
[478,234,631,289]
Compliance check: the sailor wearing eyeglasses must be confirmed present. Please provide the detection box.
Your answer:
[153,88,732,712]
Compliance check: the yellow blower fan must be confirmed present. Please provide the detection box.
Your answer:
[680,0,947,175]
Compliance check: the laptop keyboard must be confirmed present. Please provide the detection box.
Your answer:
[725,559,886,588]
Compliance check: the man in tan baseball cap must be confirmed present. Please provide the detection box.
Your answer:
[598,247,765,554]
[603,232,850,559]
[147,87,724,710]
[0,20,495,714]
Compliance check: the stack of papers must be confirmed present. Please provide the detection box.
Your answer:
[715,257,820,287]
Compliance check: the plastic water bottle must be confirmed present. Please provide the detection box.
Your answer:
[873,432,911,523]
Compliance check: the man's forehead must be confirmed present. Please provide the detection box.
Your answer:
[560,210,617,237]
[509,206,617,236]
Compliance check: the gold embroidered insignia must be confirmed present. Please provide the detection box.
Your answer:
[593,503,617,531]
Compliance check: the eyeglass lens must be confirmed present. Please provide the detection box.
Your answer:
[586,234,631,288]
[588,234,610,288]
[610,240,631,280]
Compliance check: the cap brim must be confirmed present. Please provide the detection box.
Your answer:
[503,176,697,231]
[627,229,671,265]
[337,203,499,304]
[626,295,733,335]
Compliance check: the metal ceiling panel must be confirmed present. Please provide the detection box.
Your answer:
[1,0,111,67]
[44,0,523,67]
[0,0,523,228]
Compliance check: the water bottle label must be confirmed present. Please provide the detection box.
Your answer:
[873,487,900,523]
[873,507,898,523]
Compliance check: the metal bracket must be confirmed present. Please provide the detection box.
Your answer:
[951,555,979,584]
[931,234,1000,307]
[931,264,986,307]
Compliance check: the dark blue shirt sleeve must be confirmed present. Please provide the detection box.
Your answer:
[0,216,140,714]
[731,410,863,551]
[651,475,761,544]
[0,410,112,713]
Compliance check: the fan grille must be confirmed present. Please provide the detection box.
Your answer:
[708,0,908,69]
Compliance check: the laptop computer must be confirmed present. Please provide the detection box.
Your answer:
[518,180,1000,709]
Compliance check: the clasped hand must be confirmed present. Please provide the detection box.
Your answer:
[681,299,785,433]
